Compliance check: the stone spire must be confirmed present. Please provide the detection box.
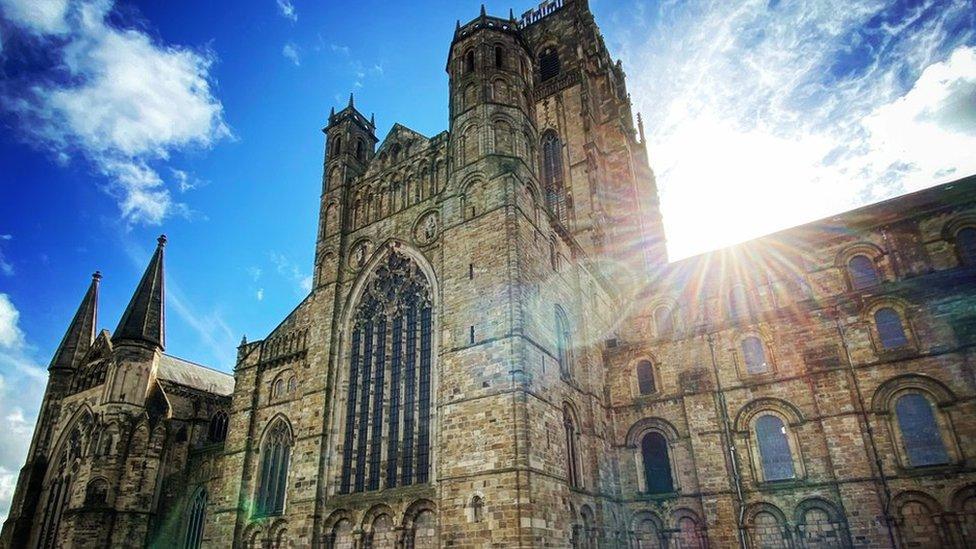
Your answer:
[48,271,101,371]
[113,235,166,350]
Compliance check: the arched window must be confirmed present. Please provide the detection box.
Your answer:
[339,251,434,494]
[494,45,504,68]
[368,514,396,548]
[750,510,788,548]
[563,405,581,488]
[411,509,437,548]
[469,495,485,522]
[272,378,284,399]
[632,514,662,549]
[641,432,674,494]
[465,49,475,73]
[898,499,942,547]
[957,227,976,266]
[636,360,656,395]
[255,419,291,516]
[755,414,795,481]
[209,411,228,443]
[84,478,108,506]
[848,254,879,289]
[675,515,706,549]
[184,488,207,549]
[874,307,908,349]
[555,306,571,378]
[654,306,673,337]
[729,285,749,318]
[541,131,568,225]
[332,136,342,156]
[741,336,769,374]
[331,519,354,549]
[356,139,366,161]
[895,393,949,467]
[39,451,75,548]
[287,375,297,394]
[797,505,847,548]
[539,46,560,81]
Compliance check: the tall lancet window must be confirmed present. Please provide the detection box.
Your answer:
[340,250,434,494]
[542,130,568,226]
[184,488,207,549]
[256,419,292,516]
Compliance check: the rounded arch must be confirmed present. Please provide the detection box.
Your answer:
[870,373,956,413]
[361,503,397,532]
[323,508,355,531]
[734,397,805,432]
[834,241,885,268]
[940,213,976,241]
[745,501,789,525]
[893,489,944,514]
[402,498,437,528]
[794,497,844,524]
[625,417,679,447]
[951,484,976,511]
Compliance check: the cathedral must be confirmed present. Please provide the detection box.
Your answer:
[4,0,976,547]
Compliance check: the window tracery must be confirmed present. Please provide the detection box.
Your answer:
[255,419,291,516]
[340,250,434,494]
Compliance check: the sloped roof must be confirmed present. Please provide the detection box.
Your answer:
[157,354,234,396]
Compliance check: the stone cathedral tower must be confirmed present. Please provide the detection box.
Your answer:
[6,1,976,548]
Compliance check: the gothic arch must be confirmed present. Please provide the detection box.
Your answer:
[331,241,439,494]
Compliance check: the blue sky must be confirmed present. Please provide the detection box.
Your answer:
[0,0,973,520]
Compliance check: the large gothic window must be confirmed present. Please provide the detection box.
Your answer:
[256,419,291,516]
[542,131,568,226]
[895,393,949,467]
[340,251,434,494]
[209,411,228,443]
[640,432,674,494]
[184,488,207,549]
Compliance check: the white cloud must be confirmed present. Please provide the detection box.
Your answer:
[0,0,70,34]
[276,0,297,22]
[256,288,264,301]
[1,0,230,225]
[608,0,976,258]
[282,42,300,66]
[0,293,46,523]
[0,294,24,349]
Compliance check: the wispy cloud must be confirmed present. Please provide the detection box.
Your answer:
[256,288,264,301]
[0,0,230,225]
[276,0,297,22]
[269,252,312,296]
[0,293,46,523]
[607,0,976,258]
[282,42,301,66]
[0,235,12,276]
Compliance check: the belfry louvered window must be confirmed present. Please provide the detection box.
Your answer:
[256,419,291,516]
[539,47,560,82]
[542,131,568,226]
[340,250,434,494]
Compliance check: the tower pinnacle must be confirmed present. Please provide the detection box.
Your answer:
[113,235,166,349]
[48,271,100,370]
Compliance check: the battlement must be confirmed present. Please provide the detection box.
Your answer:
[518,0,564,28]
